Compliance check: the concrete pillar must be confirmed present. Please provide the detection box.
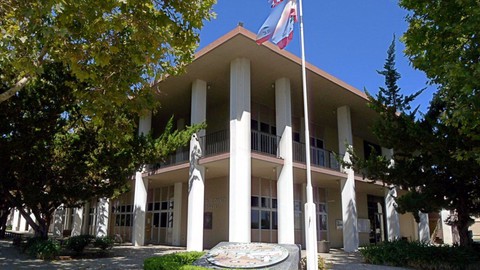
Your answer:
[418,212,430,243]
[176,118,186,162]
[275,77,294,244]
[191,79,207,138]
[96,198,110,237]
[187,134,205,251]
[172,182,183,246]
[132,112,151,246]
[12,209,20,231]
[229,58,251,242]
[382,148,400,241]
[186,79,207,251]
[441,209,453,245]
[53,205,65,237]
[337,105,358,252]
[71,207,84,236]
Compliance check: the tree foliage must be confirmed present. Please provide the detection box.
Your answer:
[347,39,480,246]
[400,0,480,162]
[0,63,200,237]
[0,0,216,115]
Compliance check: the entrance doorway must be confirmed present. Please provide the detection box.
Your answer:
[367,195,387,244]
[145,186,174,244]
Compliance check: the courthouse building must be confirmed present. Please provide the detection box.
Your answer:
[9,27,475,250]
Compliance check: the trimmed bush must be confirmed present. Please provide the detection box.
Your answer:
[360,240,480,270]
[299,255,327,270]
[65,235,94,254]
[144,251,205,270]
[25,237,60,260]
[94,236,114,250]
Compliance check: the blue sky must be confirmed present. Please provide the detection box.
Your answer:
[198,0,435,113]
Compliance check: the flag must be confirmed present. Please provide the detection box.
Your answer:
[257,0,298,49]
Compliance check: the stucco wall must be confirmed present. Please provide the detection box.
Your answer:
[399,212,417,241]
[203,176,229,248]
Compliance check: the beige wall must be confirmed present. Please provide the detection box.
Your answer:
[203,176,229,248]
[326,188,343,248]
[324,126,338,153]
[399,212,417,241]
[356,193,370,246]
[206,99,229,133]
[471,217,480,241]
[352,136,365,159]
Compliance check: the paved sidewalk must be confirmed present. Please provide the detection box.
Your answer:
[1,240,410,270]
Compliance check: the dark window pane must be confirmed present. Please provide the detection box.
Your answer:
[251,119,258,130]
[251,210,259,229]
[115,215,120,226]
[126,205,132,212]
[161,201,168,210]
[251,196,259,207]
[154,202,160,211]
[153,213,160,227]
[272,212,278,230]
[316,139,324,149]
[293,132,300,142]
[271,126,276,135]
[261,211,270,229]
[120,206,126,212]
[272,199,277,209]
[147,203,153,211]
[160,213,167,227]
[260,122,269,133]
[261,197,269,208]
[126,214,131,226]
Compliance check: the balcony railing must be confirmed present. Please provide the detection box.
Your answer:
[151,129,340,171]
[293,141,340,171]
[251,130,279,157]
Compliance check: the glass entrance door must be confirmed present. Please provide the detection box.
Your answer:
[145,186,174,245]
[368,195,387,244]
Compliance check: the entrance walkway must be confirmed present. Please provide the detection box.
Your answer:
[1,240,410,269]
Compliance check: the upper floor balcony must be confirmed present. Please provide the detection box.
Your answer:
[150,129,340,172]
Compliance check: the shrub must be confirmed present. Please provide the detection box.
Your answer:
[360,240,480,270]
[144,251,205,270]
[65,235,94,254]
[94,236,114,250]
[25,237,60,260]
[299,255,327,270]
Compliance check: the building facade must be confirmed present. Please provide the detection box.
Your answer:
[9,27,475,249]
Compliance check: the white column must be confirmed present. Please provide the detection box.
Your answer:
[275,77,294,244]
[382,147,400,241]
[229,58,251,242]
[12,209,20,231]
[172,182,183,246]
[71,207,84,236]
[337,105,358,252]
[19,214,27,232]
[441,209,453,245]
[187,134,205,251]
[418,212,430,243]
[53,205,65,237]
[132,112,152,246]
[191,79,207,138]
[96,198,110,237]
[186,79,207,251]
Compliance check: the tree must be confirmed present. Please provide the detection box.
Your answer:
[0,0,215,115]
[0,63,199,238]
[347,39,480,246]
[399,0,480,162]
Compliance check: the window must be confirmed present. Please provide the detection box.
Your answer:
[364,141,382,159]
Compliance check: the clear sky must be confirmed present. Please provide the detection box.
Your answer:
[197,0,435,113]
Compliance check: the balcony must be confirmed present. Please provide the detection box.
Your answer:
[150,129,340,171]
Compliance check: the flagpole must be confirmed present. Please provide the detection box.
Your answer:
[298,0,318,269]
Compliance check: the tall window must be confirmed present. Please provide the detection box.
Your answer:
[314,187,328,240]
[251,178,277,243]
[146,186,174,244]
[111,192,134,242]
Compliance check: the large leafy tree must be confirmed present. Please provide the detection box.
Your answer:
[348,40,480,247]
[0,63,198,238]
[400,0,480,162]
[0,0,215,114]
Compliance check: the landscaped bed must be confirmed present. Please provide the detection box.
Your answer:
[360,240,480,270]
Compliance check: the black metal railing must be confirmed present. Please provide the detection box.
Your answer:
[150,129,340,171]
[293,141,340,171]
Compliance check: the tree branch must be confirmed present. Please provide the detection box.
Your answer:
[0,76,30,103]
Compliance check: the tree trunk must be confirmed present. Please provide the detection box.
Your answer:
[0,208,11,239]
